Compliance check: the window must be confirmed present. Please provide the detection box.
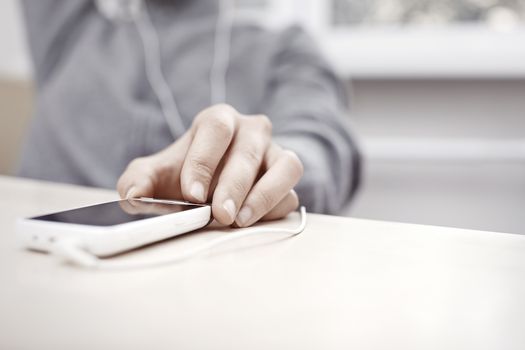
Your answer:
[331,0,525,30]
[230,0,525,77]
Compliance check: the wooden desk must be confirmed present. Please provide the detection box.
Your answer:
[1,176,524,350]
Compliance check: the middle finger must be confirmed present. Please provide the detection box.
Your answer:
[211,115,272,224]
[180,106,237,203]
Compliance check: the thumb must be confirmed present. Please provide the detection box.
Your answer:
[117,132,192,200]
[117,157,156,199]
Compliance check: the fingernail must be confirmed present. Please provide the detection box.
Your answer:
[222,199,237,221]
[190,181,205,202]
[236,206,253,227]
[126,186,137,199]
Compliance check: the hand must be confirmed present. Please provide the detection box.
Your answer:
[117,104,304,227]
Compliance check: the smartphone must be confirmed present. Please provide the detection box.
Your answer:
[16,198,212,257]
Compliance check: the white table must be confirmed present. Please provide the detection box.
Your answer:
[1,176,524,350]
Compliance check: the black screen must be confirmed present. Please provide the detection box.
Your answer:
[30,200,202,227]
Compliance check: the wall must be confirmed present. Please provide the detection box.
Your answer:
[0,1,33,174]
[0,80,32,175]
[348,79,525,234]
[0,0,31,79]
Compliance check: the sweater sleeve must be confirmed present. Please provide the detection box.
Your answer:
[21,0,94,87]
[261,26,361,214]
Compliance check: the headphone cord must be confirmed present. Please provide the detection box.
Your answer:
[134,0,234,138]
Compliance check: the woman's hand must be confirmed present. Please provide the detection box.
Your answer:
[117,104,303,227]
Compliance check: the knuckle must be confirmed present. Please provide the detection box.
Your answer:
[194,104,237,130]
[244,114,272,135]
[242,145,263,168]
[229,177,250,196]
[128,157,147,170]
[213,103,237,115]
[209,115,234,136]
[283,151,304,178]
[153,159,177,182]
[189,156,215,180]
[257,189,276,212]
[255,114,272,134]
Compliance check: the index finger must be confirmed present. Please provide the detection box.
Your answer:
[180,104,238,203]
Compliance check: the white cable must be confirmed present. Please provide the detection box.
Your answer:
[210,0,234,104]
[134,0,233,137]
[95,0,142,21]
[97,0,234,137]
[133,2,186,137]
[54,207,307,270]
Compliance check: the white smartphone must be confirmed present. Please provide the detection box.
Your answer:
[17,198,212,257]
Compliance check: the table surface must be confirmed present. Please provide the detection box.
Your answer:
[1,175,524,350]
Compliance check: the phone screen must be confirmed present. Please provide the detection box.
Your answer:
[29,200,202,227]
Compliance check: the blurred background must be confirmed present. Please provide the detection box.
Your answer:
[1,0,524,234]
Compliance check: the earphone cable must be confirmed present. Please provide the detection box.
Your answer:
[134,0,233,138]
[133,2,186,137]
[210,0,234,104]
[96,0,234,138]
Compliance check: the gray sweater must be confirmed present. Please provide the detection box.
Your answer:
[18,0,360,214]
